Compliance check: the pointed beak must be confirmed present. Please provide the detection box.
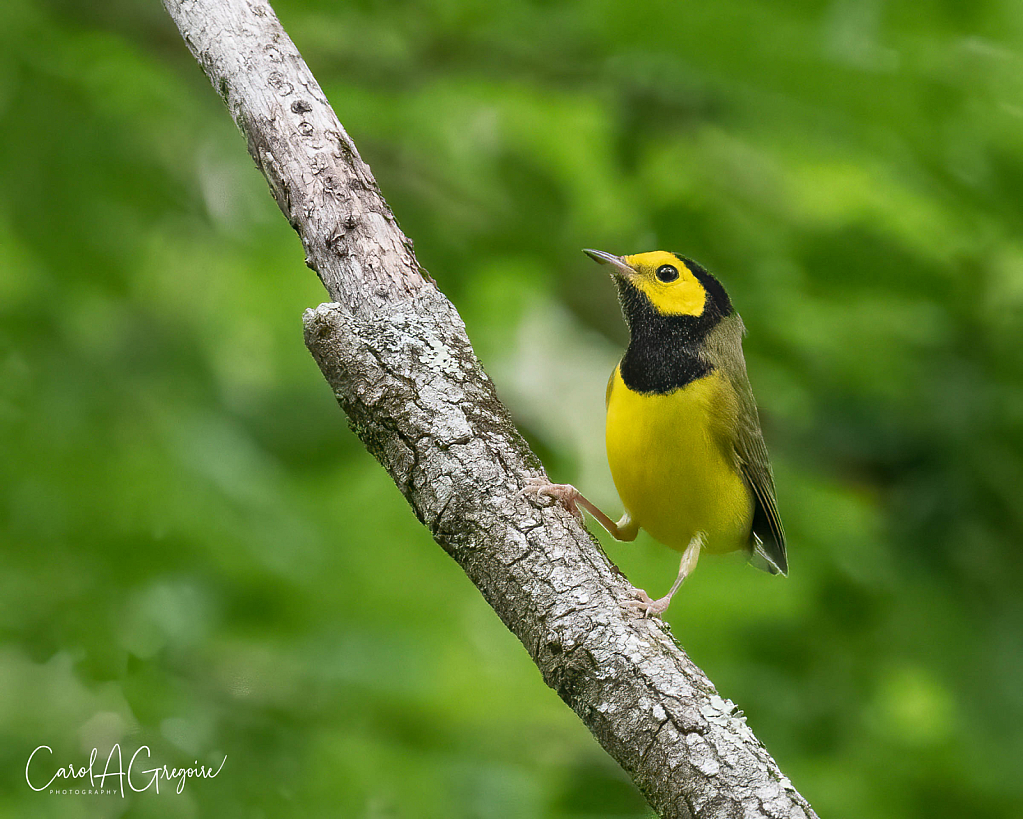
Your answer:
[582,249,633,279]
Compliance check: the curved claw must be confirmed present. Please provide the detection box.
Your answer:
[517,477,549,502]
[624,588,671,619]
[519,478,586,524]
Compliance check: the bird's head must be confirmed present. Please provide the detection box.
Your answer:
[583,249,732,322]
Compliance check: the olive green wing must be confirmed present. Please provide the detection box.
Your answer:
[734,398,787,575]
[707,316,788,575]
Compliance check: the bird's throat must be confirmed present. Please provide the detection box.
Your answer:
[615,277,720,394]
[619,336,711,394]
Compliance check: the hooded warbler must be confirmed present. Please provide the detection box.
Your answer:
[526,249,786,617]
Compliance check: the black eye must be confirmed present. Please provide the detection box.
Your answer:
[656,264,679,283]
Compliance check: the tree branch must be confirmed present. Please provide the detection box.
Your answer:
[162,1,818,816]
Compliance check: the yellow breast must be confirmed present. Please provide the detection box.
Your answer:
[605,366,753,554]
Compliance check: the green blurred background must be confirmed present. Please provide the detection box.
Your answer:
[3,0,1023,816]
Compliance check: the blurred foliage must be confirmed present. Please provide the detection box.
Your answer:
[2,0,1023,816]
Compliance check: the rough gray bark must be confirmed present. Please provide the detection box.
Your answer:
[162,1,819,817]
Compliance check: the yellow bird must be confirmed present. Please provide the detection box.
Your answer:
[527,249,786,616]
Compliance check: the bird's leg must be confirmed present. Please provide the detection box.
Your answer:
[521,477,639,541]
[626,532,706,618]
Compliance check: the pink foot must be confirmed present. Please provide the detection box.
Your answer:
[624,588,672,618]
[520,478,585,523]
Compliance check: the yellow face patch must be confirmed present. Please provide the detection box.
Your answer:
[621,251,706,317]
